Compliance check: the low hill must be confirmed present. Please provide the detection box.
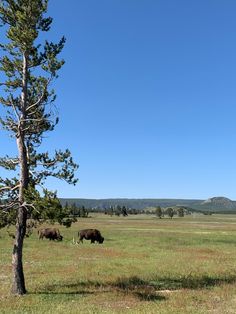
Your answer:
[191,197,236,213]
[201,197,235,209]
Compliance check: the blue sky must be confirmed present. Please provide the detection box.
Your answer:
[1,0,236,200]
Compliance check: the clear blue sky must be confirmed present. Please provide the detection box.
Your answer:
[1,0,236,200]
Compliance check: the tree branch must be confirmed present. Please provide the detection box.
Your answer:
[26,77,52,113]
[0,184,20,193]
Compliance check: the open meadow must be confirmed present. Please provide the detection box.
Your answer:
[1,214,236,313]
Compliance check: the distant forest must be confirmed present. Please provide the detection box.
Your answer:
[60,198,236,213]
[60,198,202,210]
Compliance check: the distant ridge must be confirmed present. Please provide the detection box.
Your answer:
[59,198,202,210]
[59,196,236,212]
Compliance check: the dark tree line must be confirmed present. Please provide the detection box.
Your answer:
[64,202,89,218]
[155,206,186,218]
[104,205,128,216]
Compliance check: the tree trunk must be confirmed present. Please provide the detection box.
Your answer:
[11,207,27,295]
[11,52,29,295]
[11,135,29,294]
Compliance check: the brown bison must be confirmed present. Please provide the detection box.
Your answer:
[38,228,63,241]
[78,229,104,244]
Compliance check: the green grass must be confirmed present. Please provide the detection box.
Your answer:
[1,214,236,313]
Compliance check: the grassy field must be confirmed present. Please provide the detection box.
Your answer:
[1,214,236,313]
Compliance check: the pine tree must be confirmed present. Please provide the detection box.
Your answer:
[108,206,114,216]
[121,205,128,216]
[155,206,163,219]
[80,205,88,218]
[177,207,184,217]
[166,207,175,219]
[70,202,77,217]
[0,0,78,295]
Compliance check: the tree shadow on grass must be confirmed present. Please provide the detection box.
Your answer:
[34,290,94,297]
[34,278,165,302]
[158,273,236,290]
[113,273,236,290]
[33,272,236,302]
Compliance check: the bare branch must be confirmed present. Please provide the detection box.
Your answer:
[12,102,20,122]
[0,199,19,211]
[22,118,44,123]
[0,184,20,192]
[21,202,40,213]
[26,77,52,113]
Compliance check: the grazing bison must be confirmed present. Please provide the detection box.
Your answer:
[78,229,104,244]
[38,228,63,241]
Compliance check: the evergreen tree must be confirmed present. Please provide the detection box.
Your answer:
[70,202,77,216]
[79,205,88,218]
[177,207,184,217]
[166,207,175,219]
[108,206,114,216]
[115,205,121,216]
[121,206,128,216]
[155,206,163,219]
[0,0,78,295]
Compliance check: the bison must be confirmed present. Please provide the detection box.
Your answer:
[78,229,104,244]
[38,228,63,241]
